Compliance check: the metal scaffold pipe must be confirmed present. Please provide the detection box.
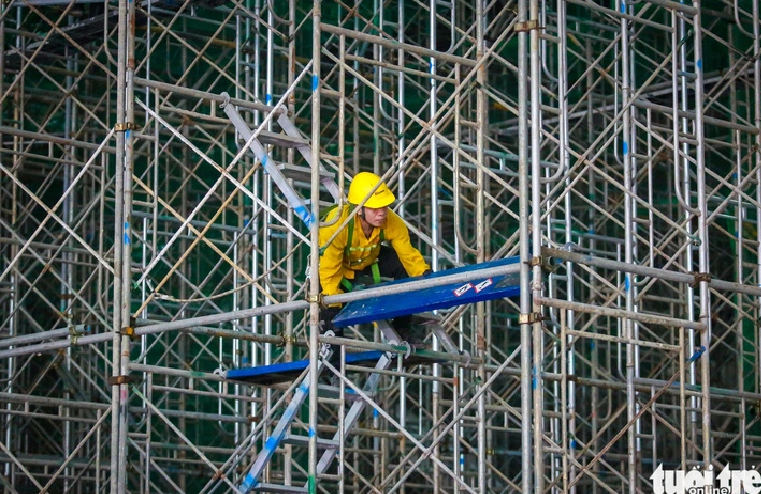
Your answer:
[4,0,761,491]
[0,260,523,359]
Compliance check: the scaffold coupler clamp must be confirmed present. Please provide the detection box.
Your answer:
[68,325,86,345]
[119,317,138,342]
[519,312,543,325]
[398,341,412,360]
[107,375,132,386]
[690,271,711,288]
[306,293,323,307]
[531,254,559,273]
[320,330,335,360]
[114,122,134,132]
[278,334,294,348]
[219,91,231,110]
[515,19,540,32]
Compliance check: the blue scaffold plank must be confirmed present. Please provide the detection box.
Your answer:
[332,256,522,328]
[227,351,386,385]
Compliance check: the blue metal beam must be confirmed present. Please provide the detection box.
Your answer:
[332,257,522,328]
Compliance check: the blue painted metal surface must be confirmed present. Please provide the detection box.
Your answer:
[332,256,522,328]
[228,350,445,385]
[227,351,385,385]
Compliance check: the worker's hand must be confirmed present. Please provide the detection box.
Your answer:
[422,269,433,277]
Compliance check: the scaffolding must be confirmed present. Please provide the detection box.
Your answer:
[1,0,760,492]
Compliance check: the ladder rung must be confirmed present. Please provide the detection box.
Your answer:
[283,434,339,449]
[318,473,342,481]
[255,130,309,148]
[252,483,307,494]
[277,163,335,183]
[317,385,369,402]
[266,223,289,232]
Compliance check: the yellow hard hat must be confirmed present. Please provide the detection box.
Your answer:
[348,172,395,208]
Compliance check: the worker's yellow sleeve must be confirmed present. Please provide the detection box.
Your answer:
[318,207,348,298]
[385,212,430,277]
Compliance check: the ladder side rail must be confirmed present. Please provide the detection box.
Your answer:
[276,113,341,201]
[313,321,401,475]
[239,361,325,493]
[221,103,313,227]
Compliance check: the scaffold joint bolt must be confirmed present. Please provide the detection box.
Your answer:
[107,375,131,386]
[115,122,135,131]
[68,325,84,345]
[306,294,323,306]
[531,255,559,273]
[120,326,138,341]
[519,312,542,325]
[690,271,711,287]
[515,20,540,32]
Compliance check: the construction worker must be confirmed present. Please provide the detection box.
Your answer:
[318,171,432,347]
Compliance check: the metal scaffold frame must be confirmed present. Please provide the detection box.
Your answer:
[1,0,760,492]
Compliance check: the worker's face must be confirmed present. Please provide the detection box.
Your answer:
[362,206,388,227]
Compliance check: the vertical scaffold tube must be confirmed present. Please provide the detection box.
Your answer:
[530,0,544,489]
[110,0,129,490]
[518,0,533,490]
[692,1,712,468]
[619,1,638,491]
[475,0,487,491]
[308,3,322,493]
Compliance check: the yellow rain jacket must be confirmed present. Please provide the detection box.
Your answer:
[319,205,430,297]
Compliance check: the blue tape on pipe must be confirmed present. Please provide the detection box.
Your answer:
[687,346,707,363]
[294,205,313,228]
[266,94,272,105]
[309,427,316,437]
[264,437,277,452]
[622,141,628,155]
[242,473,256,490]
[312,75,318,91]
